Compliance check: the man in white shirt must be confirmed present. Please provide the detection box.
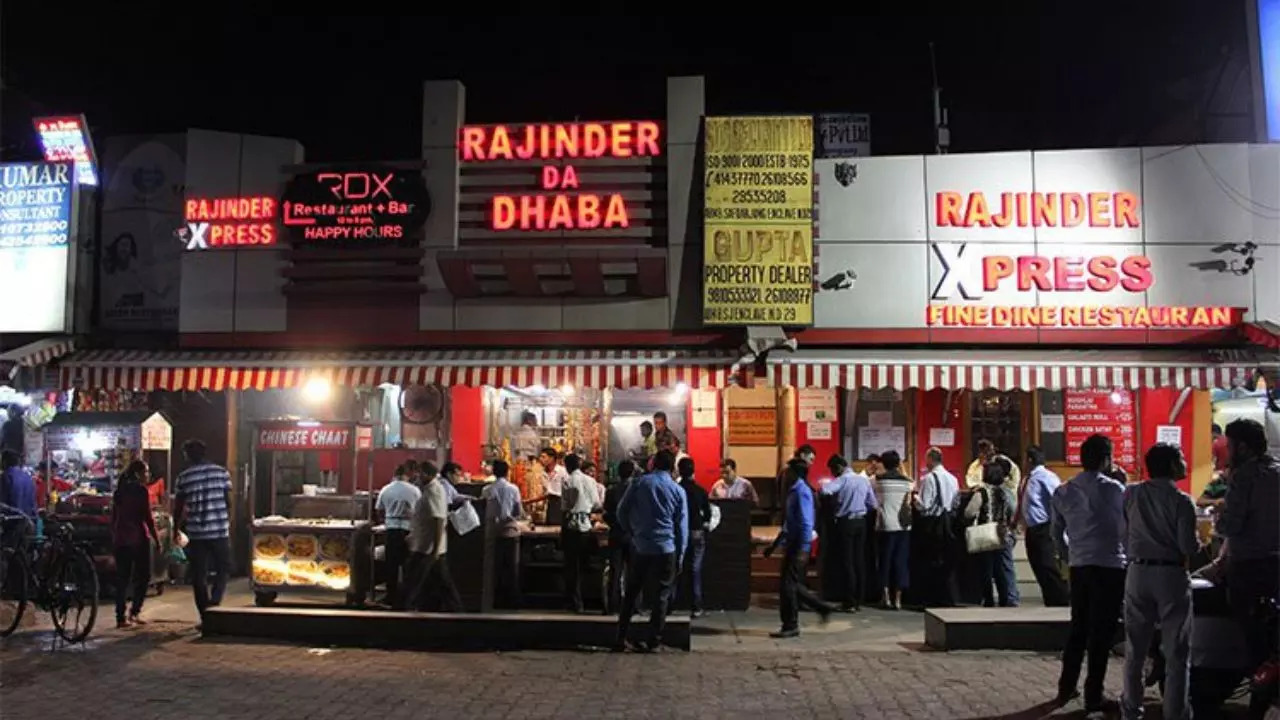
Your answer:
[710,458,759,506]
[913,447,961,607]
[376,464,421,608]
[513,411,541,461]
[538,447,568,498]
[561,453,599,613]
[403,471,461,612]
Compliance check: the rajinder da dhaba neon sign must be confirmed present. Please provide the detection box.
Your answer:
[927,189,1239,329]
[459,121,660,230]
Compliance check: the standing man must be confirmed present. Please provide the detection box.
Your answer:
[820,453,878,612]
[709,458,759,506]
[914,447,960,607]
[560,453,599,614]
[774,445,816,520]
[481,459,524,609]
[1208,418,1280,685]
[537,447,568,499]
[967,438,1021,494]
[0,449,36,519]
[375,464,421,608]
[404,467,462,612]
[615,450,687,652]
[652,411,681,456]
[514,411,541,461]
[1121,443,1199,720]
[1020,445,1069,607]
[676,457,711,618]
[173,439,233,620]
[1052,434,1127,717]
[603,460,637,614]
[766,458,834,638]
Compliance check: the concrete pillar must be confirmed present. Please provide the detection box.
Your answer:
[420,80,466,331]
[666,76,705,329]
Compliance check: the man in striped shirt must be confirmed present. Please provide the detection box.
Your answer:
[174,439,232,618]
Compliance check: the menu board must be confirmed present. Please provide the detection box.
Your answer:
[1064,389,1136,469]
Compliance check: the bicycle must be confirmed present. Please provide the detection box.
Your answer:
[0,508,100,643]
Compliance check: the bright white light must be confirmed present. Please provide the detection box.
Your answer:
[303,376,331,403]
[527,384,546,394]
[74,431,99,454]
[674,382,690,395]
[1109,390,1124,405]
[560,384,575,396]
[296,420,320,428]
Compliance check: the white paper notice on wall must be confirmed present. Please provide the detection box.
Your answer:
[867,410,893,428]
[807,421,833,440]
[1155,424,1183,448]
[798,389,837,422]
[691,389,718,428]
[859,426,905,458]
[1040,414,1065,433]
[928,427,955,447]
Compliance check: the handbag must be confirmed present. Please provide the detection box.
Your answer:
[964,487,1004,554]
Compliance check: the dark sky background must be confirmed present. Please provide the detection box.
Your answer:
[0,8,1254,162]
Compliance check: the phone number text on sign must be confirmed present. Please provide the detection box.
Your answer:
[702,116,814,327]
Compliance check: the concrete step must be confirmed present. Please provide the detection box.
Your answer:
[202,606,692,651]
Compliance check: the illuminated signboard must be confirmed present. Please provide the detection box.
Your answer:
[181,196,278,250]
[0,162,74,249]
[459,121,661,231]
[0,162,77,332]
[33,115,99,186]
[280,168,430,242]
[1254,0,1280,141]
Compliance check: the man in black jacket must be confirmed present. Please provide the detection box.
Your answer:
[603,460,636,614]
[677,457,712,618]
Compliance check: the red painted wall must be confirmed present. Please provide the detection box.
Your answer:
[915,389,967,479]
[449,386,485,474]
[1137,388,1195,493]
[794,392,841,485]
[685,392,722,490]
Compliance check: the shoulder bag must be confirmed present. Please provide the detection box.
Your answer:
[964,487,1003,554]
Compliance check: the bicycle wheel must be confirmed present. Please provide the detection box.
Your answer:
[50,547,98,643]
[0,553,28,637]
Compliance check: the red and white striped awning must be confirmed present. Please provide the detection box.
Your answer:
[59,349,739,391]
[1,336,76,380]
[769,349,1270,391]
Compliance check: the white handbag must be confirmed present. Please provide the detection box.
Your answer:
[964,487,1004,554]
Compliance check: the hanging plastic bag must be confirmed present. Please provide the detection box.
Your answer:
[707,504,722,533]
[448,501,480,536]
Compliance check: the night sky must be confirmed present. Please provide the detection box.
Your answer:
[1,8,1250,163]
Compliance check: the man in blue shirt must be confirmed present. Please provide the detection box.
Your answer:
[820,453,878,612]
[614,450,687,652]
[1019,445,1068,607]
[1051,434,1127,717]
[0,449,36,519]
[766,458,834,638]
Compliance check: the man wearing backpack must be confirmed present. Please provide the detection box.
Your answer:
[913,447,960,607]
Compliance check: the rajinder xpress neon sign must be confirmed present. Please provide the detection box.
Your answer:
[459,121,661,231]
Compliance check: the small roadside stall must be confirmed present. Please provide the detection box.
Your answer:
[248,419,376,606]
[42,410,175,593]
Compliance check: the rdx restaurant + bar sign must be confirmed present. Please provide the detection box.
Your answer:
[281,168,430,241]
[459,121,661,230]
[927,189,1237,329]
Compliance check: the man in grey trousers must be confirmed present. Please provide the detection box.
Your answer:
[1121,443,1201,720]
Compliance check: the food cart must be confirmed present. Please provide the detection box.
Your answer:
[248,419,375,606]
[42,411,175,593]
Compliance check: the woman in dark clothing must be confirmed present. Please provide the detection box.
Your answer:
[962,458,1019,608]
[111,460,160,628]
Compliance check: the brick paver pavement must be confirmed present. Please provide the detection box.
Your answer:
[0,625,1136,720]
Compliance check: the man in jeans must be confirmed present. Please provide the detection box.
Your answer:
[615,450,687,652]
[173,439,232,620]
[766,458,834,638]
[1052,434,1128,719]
[676,457,711,618]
